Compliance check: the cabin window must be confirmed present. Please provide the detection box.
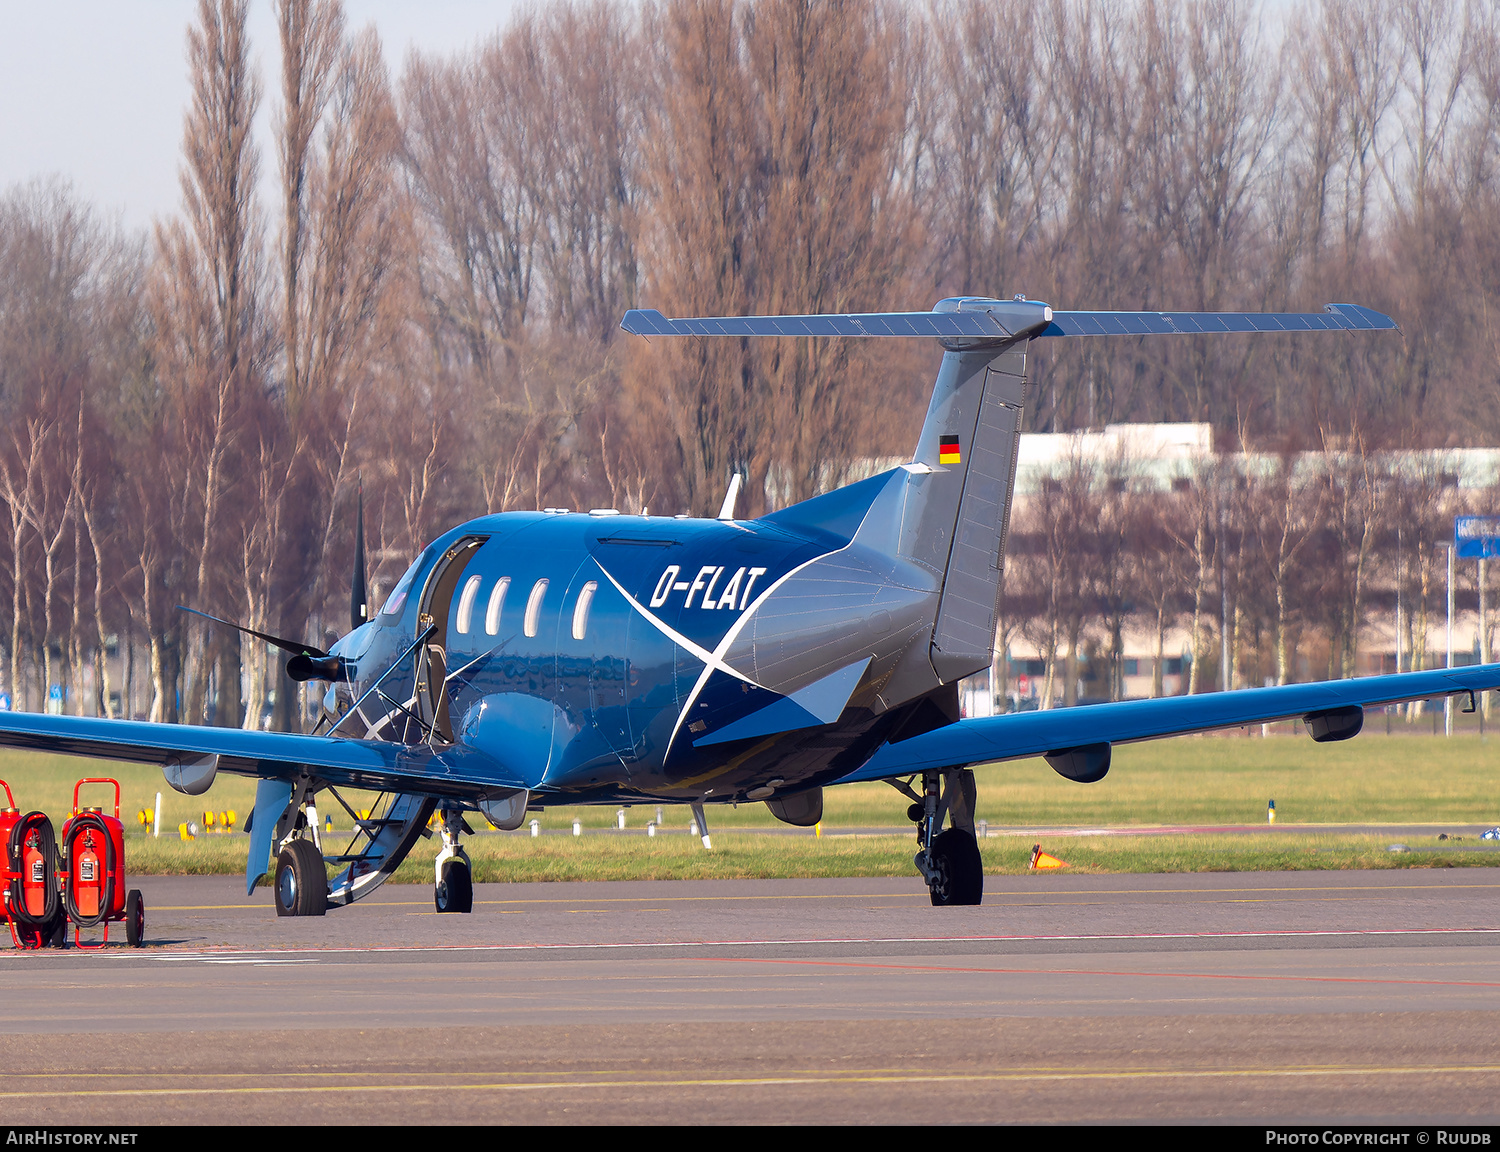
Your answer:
[572,581,598,640]
[524,578,549,638]
[485,577,509,636]
[455,574,482,634]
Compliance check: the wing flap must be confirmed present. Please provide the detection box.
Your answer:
[840,665,1500,783]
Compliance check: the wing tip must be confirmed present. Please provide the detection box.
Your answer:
[1326,303,1400,331]
[620,308,672,336]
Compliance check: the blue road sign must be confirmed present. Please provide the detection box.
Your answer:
[1456,515,1500,559]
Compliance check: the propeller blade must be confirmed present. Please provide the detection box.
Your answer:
[351,479,368,632]
[178,606,328,658]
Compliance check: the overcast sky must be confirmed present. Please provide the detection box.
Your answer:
[0,1,518,232]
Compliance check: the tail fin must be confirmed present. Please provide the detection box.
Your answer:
[620,297,1396,684]
[902,339,1030,681]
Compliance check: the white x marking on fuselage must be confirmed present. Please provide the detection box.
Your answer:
[593,551,837,761]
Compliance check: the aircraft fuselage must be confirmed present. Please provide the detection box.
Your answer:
[329,470,947,809]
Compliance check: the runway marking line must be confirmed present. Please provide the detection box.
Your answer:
[710,955,1500,990]
[5,1063,1500,1100]
[128,925,1500,963]
[139,880,1500,913]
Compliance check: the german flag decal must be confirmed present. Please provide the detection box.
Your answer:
[939,435,962,465]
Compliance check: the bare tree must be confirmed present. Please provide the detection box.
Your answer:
[1243,453,1325,684]
[1127,488,1194,697]
[149,0,265,724]
[1013,452,1101,708]
[1310,427,1385,679]
[276,0,345,420]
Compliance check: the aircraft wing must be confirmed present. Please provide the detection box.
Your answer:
[839,664,1500,783]
[0,711,536,799]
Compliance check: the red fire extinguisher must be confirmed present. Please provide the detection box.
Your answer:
[1,779,64,949]
[60,778,142,948]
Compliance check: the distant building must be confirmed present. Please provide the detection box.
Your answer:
[966,424,1497,710]
[1015,422,1213,495]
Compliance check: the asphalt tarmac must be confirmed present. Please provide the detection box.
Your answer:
[3,870,1500,1125]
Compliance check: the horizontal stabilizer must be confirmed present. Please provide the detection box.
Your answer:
[1038,303,1395,338]
[695,659,869,747]
[621,306,1042,340]
[839,664,1500,783]
[622,301,1396,342]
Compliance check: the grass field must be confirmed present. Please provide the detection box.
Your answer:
[1,727,1496,880]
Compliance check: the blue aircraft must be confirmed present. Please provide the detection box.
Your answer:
[2,296,1496,917]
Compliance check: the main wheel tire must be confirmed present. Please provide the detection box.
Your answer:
[927,828,984,906]
[274,840,329,917]
[126,889,145,947]
[435,860,473,914]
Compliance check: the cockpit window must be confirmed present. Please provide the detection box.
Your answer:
[377,553,424,618]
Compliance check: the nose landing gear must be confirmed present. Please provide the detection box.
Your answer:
[433,806,474,914]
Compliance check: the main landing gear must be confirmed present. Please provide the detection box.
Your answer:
[272,783,330,917]
[897,768,983,906]
[275,838,328,917]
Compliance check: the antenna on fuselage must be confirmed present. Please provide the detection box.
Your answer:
[717,472,743,521]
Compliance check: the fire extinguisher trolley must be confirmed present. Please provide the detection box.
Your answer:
[1,778,66,949]
[60,778,144,948]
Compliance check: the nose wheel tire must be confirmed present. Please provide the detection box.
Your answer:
[435,860,473,913]
[125,889,145,947]
[927,828,983,906]
[274,839,329,917]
